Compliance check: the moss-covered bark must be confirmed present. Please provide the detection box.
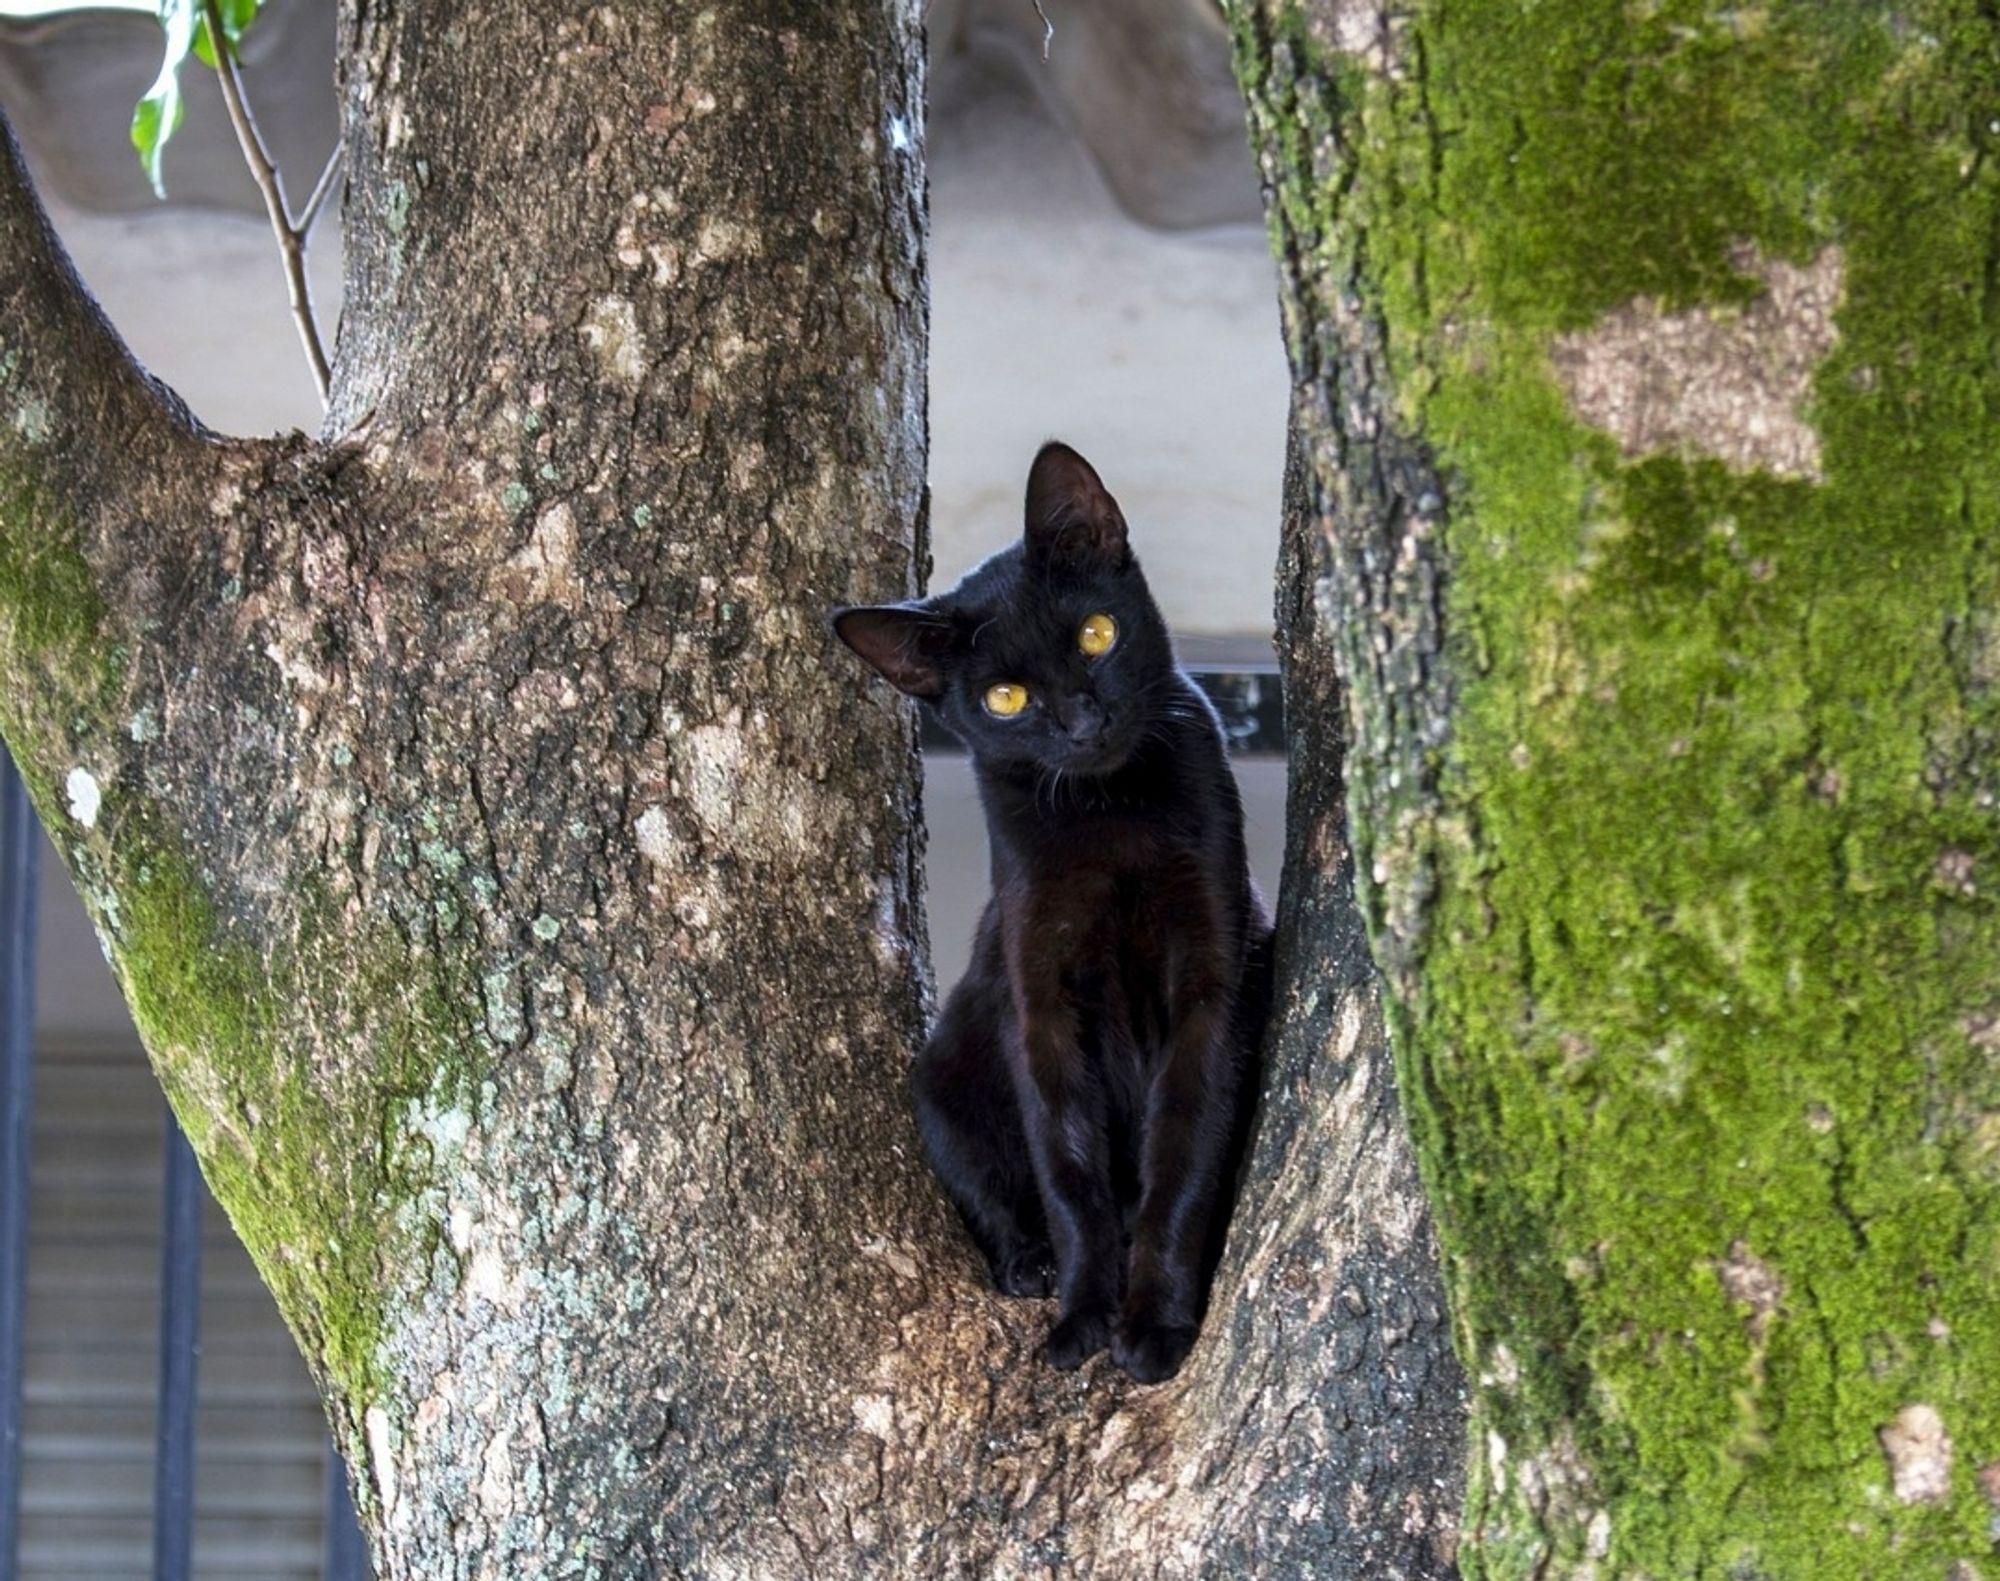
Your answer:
[1236,1,2000,1574]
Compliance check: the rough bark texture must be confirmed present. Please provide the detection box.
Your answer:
[1234,1,2000,1575]
[0,1,1467,1575]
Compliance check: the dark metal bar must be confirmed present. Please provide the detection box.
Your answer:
[153,1114,202,1581]
[323,1441,369,1581]
[0,749,40,1576]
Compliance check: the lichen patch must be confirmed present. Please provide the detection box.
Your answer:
[13,394,49,444]
[365,1404,398,1516]
[851,1392,894,1440]
[1879,1404,1953,1505]
[1548,245,1843,480]
[678,723,744,839]
[634,805,674,867]
[478,1422,516,1518]
[1310,0,1392,68]
[502,502,584,607]
[695,218,760,262]
[1715,1239,1783,1335]
[580,295,646,387]
[65,766,100,828]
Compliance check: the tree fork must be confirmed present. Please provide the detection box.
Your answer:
[0,1,1469,1574]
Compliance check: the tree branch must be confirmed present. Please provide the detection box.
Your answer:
[0,110,208,508]
[202,0,333,407]
[297,143,344,240]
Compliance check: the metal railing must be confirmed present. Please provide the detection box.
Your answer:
[0,747,368,1581]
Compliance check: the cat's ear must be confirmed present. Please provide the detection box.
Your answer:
[830,603,955,699]
[1024,441,1130,571]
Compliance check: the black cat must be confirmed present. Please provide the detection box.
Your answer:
[833,442,1272,1383]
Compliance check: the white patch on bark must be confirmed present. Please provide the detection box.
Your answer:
[1549,245,1844,481]
[851,1392,895,1440]
[506,502,585,607]
[696,218,760,262]
[12,395,49,445]
[467,1243,522,1309]
[679,724,744,837]
[1310,995,1422,1258]
[366,1404,398,1515]
[730,440,766,493]
[854,1232,919,1281]
[871,875,902,969]
[1312,0,1392,67]
[65,767,99,828]
[635,805,675,866]
[406,1094,471,1157]
[1336,992,1365,1060]
[479,1422,516,1518]
[1715,1239,1783,1336]
[581,295,646,387]
[1880,1403,1953,1504]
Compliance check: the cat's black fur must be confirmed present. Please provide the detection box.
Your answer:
[832,443,1272,1383]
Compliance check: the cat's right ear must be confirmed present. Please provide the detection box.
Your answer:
[829,604,954,699]
[1024,441,1130,571]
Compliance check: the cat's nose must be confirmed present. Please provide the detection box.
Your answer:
[1064,697,1105,745]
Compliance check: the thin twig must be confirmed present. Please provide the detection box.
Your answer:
[297,142,344,240]
[202,0,331,406]
[1032,0,1053,61]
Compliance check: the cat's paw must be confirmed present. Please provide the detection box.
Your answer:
[1112,1317,1198,1384]
[992,1244,1057,1299]
[1043,1308,1113,1371]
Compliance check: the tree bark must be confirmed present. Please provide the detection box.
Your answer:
[1234,1,2000,1574]
[0,1,1467,1575]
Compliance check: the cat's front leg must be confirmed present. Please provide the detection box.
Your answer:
[912,965,1056,1298]
[1118,941,1244,1383]
[1009,1013,1124,1369]
[1002,884,1125,1368]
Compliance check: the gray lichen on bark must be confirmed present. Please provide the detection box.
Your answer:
[1548,244,1844,481]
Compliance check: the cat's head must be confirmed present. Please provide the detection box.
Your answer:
[832,442,1174,777]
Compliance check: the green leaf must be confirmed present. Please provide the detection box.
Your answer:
[192,0,258,67]
[129,0,267,197]
[130,0,193,199]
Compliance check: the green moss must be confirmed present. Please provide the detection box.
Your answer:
[0,468,485,1422]
[0,470,107,674]
[86,813,486,1411]
[1242,1,2000,1572]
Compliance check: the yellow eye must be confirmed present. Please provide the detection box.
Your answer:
[1077,612,1118,657]
[984,682,1030,717]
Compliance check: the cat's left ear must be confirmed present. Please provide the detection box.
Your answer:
[829,603,955,699]
[1024,441,1130,571]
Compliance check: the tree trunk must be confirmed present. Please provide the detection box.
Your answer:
[0,1,1466,1575]
[1234,1,2000,1575]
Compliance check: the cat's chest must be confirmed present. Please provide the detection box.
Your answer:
[1013,840,1208,977]
[1040,876,1190,1061]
